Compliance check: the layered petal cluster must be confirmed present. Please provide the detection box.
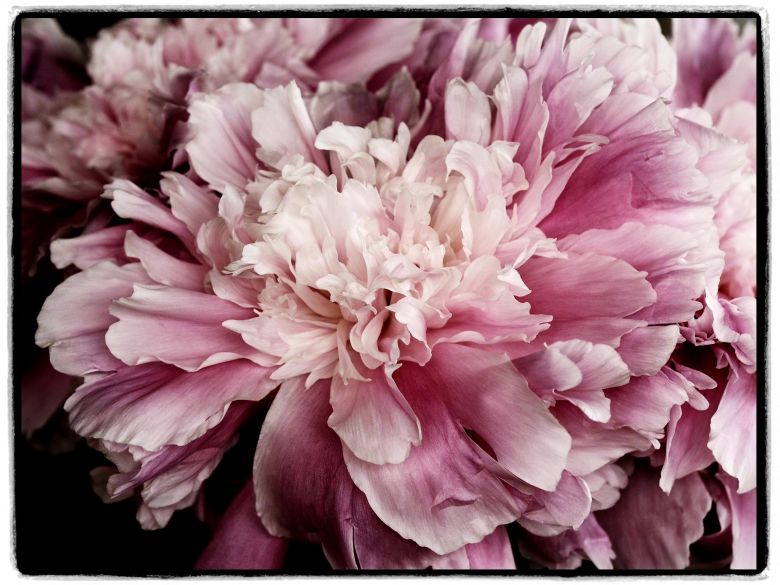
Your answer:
[29,16,759,571]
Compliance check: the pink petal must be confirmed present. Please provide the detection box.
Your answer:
[50,224,133,270]
[106,285,267,371]
[307,19,423,84]
[719,472,757,570]
[616,325,680,377]
[709,367,757,493]
[559,223,706,324]
[21,350,75,435]
[328,370,421,465]
[36,261,151,376]
[66,360,274,451]
[254,376,471,569]
[196,482,288,570]
[123,231,208,290]
[186,83,265,191]
[251,82,328,171]
[464,527,516,569]
[99,402,255,529]
[518,513,615,570]
[161,171,219,238]
[108,179,195,253]
[344,345,568,555]
[521,253,656,346]
[596,461,711,569]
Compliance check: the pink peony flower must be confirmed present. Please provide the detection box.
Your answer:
[31,16,758,571]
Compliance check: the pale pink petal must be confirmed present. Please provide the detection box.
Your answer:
[444,79,491,145]
[251,82,328,170]
[328,371,421,465]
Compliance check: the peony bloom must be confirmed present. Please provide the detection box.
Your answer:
[31,16,759,571]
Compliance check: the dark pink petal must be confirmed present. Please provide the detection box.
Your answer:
[21,350,75,436]
[596,462,711,569]
[196,482,288,570]
[66,360,274,451]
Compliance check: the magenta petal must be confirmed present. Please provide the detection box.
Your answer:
[596,461,711,569]
[196,482,288,570]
